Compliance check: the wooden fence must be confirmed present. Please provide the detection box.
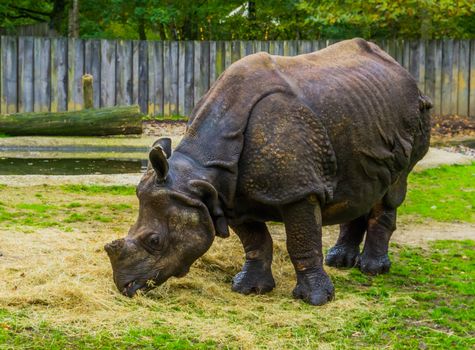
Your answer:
[1,37,474,118]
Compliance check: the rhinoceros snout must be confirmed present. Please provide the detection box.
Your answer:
[104,238,125,258]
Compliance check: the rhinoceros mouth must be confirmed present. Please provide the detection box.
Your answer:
[122,280,147,297]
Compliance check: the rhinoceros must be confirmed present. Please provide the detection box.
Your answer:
[105,38,431,305]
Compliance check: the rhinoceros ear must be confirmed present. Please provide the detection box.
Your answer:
[188,179,230,238]
[149,145,169,181]
[151,137,172,158]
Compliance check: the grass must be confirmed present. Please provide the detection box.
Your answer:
[400,163,475,222]
[62,184,136,196]
[0,164,474,348]
[144,114,188,122]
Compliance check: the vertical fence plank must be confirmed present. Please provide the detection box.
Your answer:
[1,36,18,113]
[166,41,178,116]
[312,40,320,51]
[424,40,436,110]
[224,41,232,68]
[132,41,139,106]
[450,40,460,115]
[85,39,101,108]
[193,41,201,106]
[184,41,194,116]
[441,40,454,116]
[386,39,396,60]
[116,40,133,106]
[457,40,470,116]
[34,37,51,112]
[209,41,217,86]
[68,38,84,111]
[138,40,148,114]
[275,41,284,56]
[231,40,240,63]
[269,41,276,55]
[402,40,410,71]
[215,41,225,78]
[470,40,475,118]
[418,40,426,91]
[194,41,209,104]
[259,41,269,53]
[178,41,186,116]
[394,39,404,66]
[100,39,116,108]
[200,41,210,100]
[244,40,253,56]
[18,37,34,112]
[148,41,163,116]
[51,38,68,112]
[162,41,170,116]
[433,40,443,116]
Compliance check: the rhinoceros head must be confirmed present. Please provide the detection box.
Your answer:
[104,138,223,297]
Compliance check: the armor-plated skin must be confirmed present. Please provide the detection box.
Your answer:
[105,38,431,305]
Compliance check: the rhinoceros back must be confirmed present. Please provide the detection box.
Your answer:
[176,38,431,213]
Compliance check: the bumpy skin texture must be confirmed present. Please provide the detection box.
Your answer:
[106,38,431,305]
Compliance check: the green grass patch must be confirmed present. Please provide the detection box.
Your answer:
[401,163,475,222]
[62,184,136,196]
[328,240,475,348]
[64,213,87,223]
[0,312,214,349]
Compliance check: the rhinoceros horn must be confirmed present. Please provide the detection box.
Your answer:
[104,238,125,259]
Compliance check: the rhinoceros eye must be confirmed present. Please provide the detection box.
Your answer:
[148,234,161,249]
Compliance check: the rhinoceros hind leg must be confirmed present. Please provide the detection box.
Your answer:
[326,215,367,268]
[283,200,335,306]
[357,202,396,275]
[231,222,275,295]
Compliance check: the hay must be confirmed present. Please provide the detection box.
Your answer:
[0,185,371,347]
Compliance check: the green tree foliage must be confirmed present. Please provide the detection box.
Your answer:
[0,0,474,39]
[298,0,475,39]
[0,0,68,33]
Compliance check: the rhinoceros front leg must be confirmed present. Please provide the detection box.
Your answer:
[231,222,276,295]
[283,199,335,306]
[326,215,367,268]
[357,202,396,275]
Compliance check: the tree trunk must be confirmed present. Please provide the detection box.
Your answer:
[138,17,147,40]
[50,0,68,34]
[68,0,80,37]
[0,106,143,136]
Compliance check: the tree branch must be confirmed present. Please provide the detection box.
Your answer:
[5,12,47,22]
[9,5,52,17]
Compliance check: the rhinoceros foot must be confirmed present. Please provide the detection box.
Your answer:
[325,244,360,268]
[293,267,335,306]
[356,253,391,275]
[231,260,275,295]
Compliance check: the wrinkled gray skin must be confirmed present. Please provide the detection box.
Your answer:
[105,38,431,305]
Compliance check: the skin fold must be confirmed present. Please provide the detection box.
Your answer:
[105,38,431,306]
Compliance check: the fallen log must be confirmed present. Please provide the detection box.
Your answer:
[0,105,143,136]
